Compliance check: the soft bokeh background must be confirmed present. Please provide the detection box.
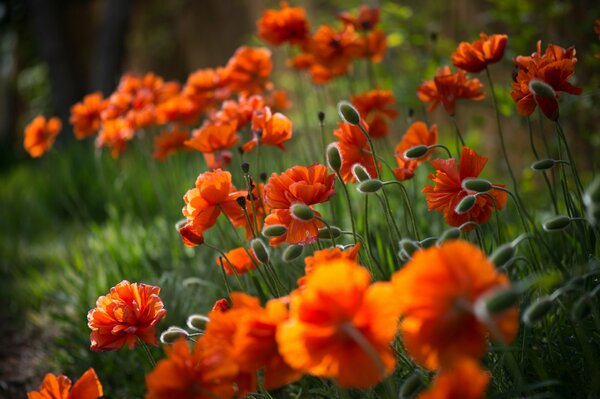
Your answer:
[1,0,599,397]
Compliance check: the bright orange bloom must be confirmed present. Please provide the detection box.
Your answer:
[145,338,244,399]
[87,280,167,352]
[152,127,190,160]
[417,66,485,115]
[277,259,400,388]
[511,41,582,120]
[28,369,103,399]
[310,25,361,68]
[95,118,135,158]
[223,46,273,95]
[179,169,246,246]
[391,240,518,369]
[257,2,309,46]
[298,244,361,287]
[351,89,399,138]
[242,106,292,152]
[358,28,387,63]
[70,92,106,139]
[210,95,265,129]
[287,52,349,84]
[183,67,229,109]
[185,121,239,153]
[23,115,62,158]
[393,122,437,181]
[155,94,203,126]
[263,208,325,246]
[451,33,508,73]
[218,247,257,276]
[422,147,507,229]
[338,5,380,31]
[333,121,379,182]
[265,89,291,112]
[418,358,490,399]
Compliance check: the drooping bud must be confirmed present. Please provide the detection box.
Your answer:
[489,243,515,268]
[399,239,420,257]
[282,244,304,261]
[326,143,342,172]
[337,101,361,125]
[291,203,314,221]
[262,224,288,238]
[475,287,520,322]
[186,314,209,331]
[259,172,267,182]
[352,164,371,182]
[240,162,250,173]
[462,178,493,193]
[584,176,600,204]
[160,327,189,344]
[357,179,383,193]
[403,145,429,160]
[399,372,425,399]
[236,195,247,209]
[529,79,556,99]
[542,215,571,232]
[530,159,556,171]
[454,194,477,214]
[584,176,600,226]
[438,227,461,244]
[523,296,553,326]
[419,237,438,248]
[318,111,325,124]
[318,226,342,239]
[250,238,270,263]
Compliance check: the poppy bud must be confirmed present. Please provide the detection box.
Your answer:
[475,287,520,322]
[291,203,314,221]
[318,226,342,239]
[160,327,189,344]
[530,159,556,171]
[523,296,553,326]
[399,239,420,257]
[489,243,515,268]
[240,162,250,173]
[259,172,267,182]
[236,196,247,209]
[454,195,477,214]
[438,227,461,244]
[357,179,383,193]
[408,108,415,118]
[404,145,429,160]
[571,294,592,321]
[529,79,556,99]
[337,101,361,125]
[352,164,371,182]
[262,224,288,237]
[250,238,270,264]
[318,111,325,123]
[326,143,342,172]
[399,372,425,399]
[542,215,571,232]
[462,178,493,193]
[282,244,304,261]
[186,314,209,331]
[419,237,438,248]
[584,176,600,204]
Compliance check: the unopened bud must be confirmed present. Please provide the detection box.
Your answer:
[475,287,520,322]
[240,162,250,173]
[282,244,304,261]
[523,296,553,326]
[419,237,438,248]
[399,372,425,399]
[357,179,383,193]
[530,159,556,171]
[352,164,371,182]
[250,238,270,263]
[291,203,314,221]
[462,178,493,193]
[454,195,477,214]
[529,79,556,99]
[584,176,600,204]
[318,111,325,123]
[236,196,247,209]
[542,215,571,232]
[399,239,420,257]
[337,101,361,125]
[438,227,461,244]
[160,327,189,344]
[326,143,342,172]
[571,294,592,321]
[489,243,515,268]
[262,224,288,237]
[404,145,429,160]
[318,226,342,239]
[259,172,267,182]
[186,314,209,331]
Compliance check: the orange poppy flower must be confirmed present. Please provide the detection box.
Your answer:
[70,92,106,139]
[23,115,62,158]
[155,94,203,126]
[451,33,508,73]
[277,259,400,388]
[511,41,582,119]
[183,67,230,108]
[393,122,437,181]
[212,298,230,312]
[242,106,292,152]
[351,89,399,138]
[223,46,273,95]
[310,25,361,68]
[358,28,387,63]
[298,243,361,287]
[391,240,518,369]
[263,208,325,246]
[338,5,380,32]
[418,358,490,399]
[27,368,103,399]
[152,127,190,160]
[257,2,309,46]
[265,89,291,112]
[185,121,239,153]
[211,95,266,129]
[218,247,257,276]
[332,121,379,183]
[95,118,135,158]
[145,338,245,399]
[422,147,507,229]
[417,66,485,116]
[87,280,167,351]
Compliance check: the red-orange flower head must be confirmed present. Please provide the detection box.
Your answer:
[95,118,135,158]
[338,5,381,32]
[298,243,361,287]
[185,121,239,153]
[391,240,518,369]
[257,2,309,46]
[217,247,258,276]
[263,164,335,245]
[451,33,508,73]
[351,89,399,138]
[417,66,485,116]
[23,115,62,158]
[70,92,106,139]
[152,126,190,160]
[28,369,103,399]
[418,358,490,399]
[223,46,273,95]
[277,258,401,388]
[179,169,246,246]
[511,41,582,120]
[423,147,507,229]
[87,280,167,352]
[332,121,379,183]
[311,24,362,68]
[242,106,292,152]
[394,121,438,181]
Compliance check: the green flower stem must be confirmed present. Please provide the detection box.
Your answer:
[383,181,419,240]
[528,117,559,213]
[138,338,156,368]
